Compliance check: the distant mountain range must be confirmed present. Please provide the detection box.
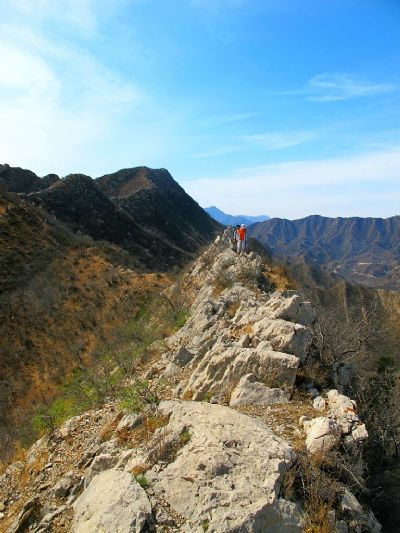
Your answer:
[248,214,400,290]
[204,205,269,226]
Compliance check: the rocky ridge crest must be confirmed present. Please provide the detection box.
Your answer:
[0,239,381,532]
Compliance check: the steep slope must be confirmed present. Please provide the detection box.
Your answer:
[0,192,169,457]
[204,205,269,226]
[0,239,381,533]
[249,215,400,290]
[97,166,221,254]
[28,173,183,270]
[305,279,400,371]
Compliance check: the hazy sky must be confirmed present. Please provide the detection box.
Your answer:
[1,0,399,218]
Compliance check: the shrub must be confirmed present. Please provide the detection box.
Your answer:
[134,473,149,489]
[118,379,160,413]
[179,429,191,445]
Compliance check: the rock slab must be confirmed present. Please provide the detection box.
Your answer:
[73,469,151,533]
[128,400,303,532]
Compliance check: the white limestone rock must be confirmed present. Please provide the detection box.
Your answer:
[313,396,326,411]
[327,389,359,434]
[117,414,143,432]
[351,424,368,442]
[73,469,151,533]
[258,291,315,327]
[161,362,182,378]
[305,417,341,453]
[341,489,381,532]
[246,318,311,362]
[127,400,303,532]
[183,344,299,401]
[84,454,118,488]
[230,373,290,406]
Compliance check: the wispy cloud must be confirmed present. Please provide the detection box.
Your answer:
[5,0,99,35]
[190,129,315,158]
[285,73,397,102]
[0,3,145,176]
[183,147,400,218]
[243,130,316,150]
[308,73,396,102]
[202,112,257,127]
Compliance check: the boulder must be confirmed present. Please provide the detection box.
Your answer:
[183,344,299,401]
[258,292,315,327]
[341,489,381,532]
[230,373,289,406]
[117,414,143,432]
[52,473,76,498]
[84,454,118,488]
[350,424,368,442]
[305,417,341,453]
[170,346,194,366]
[327,390,359,434]
[313,396,326,411]
[161,362,182,378]
[73,469,151,533]
[127,400,303,532]
[249,318,311,362]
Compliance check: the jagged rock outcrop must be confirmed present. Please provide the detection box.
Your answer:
[158,245,313,404]
[0,238,381,533]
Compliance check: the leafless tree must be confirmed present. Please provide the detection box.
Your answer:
[306,299,379,389]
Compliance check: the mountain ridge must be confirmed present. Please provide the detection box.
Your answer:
[248,213,400,290]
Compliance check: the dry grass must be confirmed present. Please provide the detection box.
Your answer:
[0,442,27,475]
[229,323,253,341]
[225,300,240,318]
[99,412,124,442]
[267,264,297,291]
[0,226,171,459]
[130,463,151,476]
[119,414,170,449]
[182,389,193,400]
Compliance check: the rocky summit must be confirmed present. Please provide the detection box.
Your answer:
[0,239,381,532]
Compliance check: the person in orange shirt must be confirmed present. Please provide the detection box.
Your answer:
[237,224,246,255]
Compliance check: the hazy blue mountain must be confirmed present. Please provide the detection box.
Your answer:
[204,206,269,226]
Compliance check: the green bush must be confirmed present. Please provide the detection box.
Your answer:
[134,473,149,489]
[174,308,189,329]
[179,429,191,445]
[118,379,160,413]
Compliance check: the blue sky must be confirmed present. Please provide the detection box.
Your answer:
[1,0,399,218]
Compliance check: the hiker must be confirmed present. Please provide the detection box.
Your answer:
[236,224,247,255]
[222,224,232,243]
[233,224,240,244]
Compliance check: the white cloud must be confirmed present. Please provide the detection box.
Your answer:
[182,147,400,218]
[5,0,98,35]
[284,73,397,102]
[307,73,396,102]
[0,14,143,176]
[0,44,59,93]
[243,130,316,150]
[202,112,257,126]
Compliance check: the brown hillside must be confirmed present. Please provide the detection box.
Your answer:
[0,194,169,456]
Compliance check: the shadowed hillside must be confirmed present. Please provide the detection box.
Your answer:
[97,167,220,254]
[249,215,400,290]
